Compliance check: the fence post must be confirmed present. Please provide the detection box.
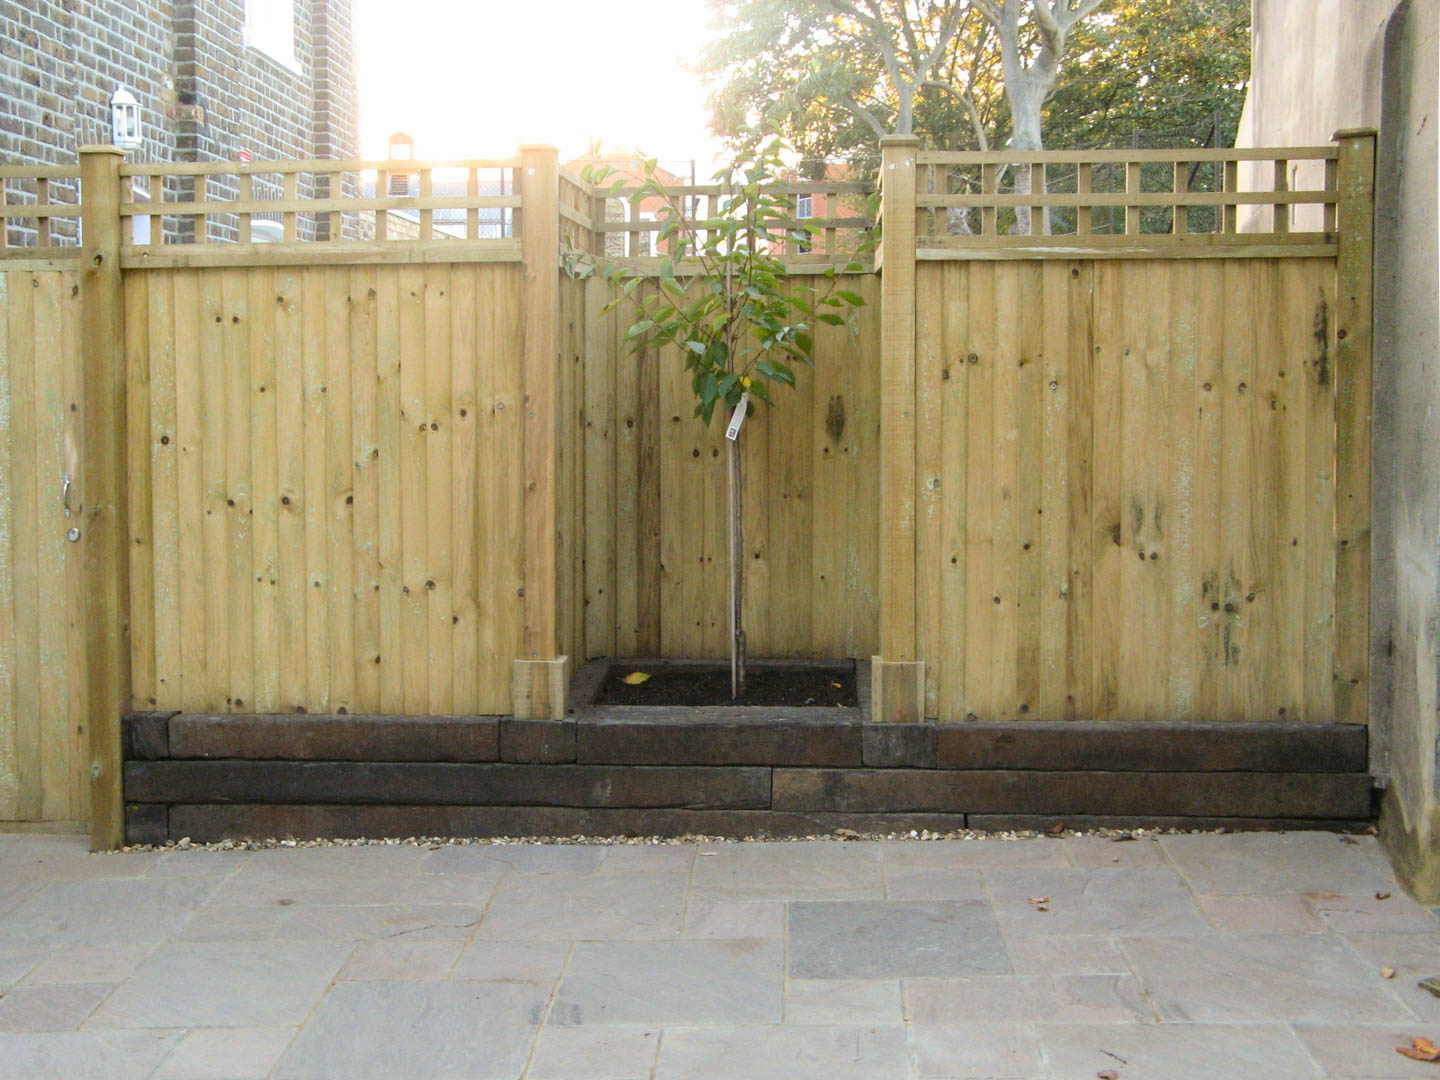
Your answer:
[512,144,570,719]
[78,145,130,848]
[1332,128,1376,725]
[872,135,924,723]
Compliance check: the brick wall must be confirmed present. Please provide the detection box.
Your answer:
[0,0,359,244]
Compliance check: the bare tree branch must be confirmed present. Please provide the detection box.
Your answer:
[921,80,990,150]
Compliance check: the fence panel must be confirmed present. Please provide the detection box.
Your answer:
[126,262,527,716]
[0,266,88,822]
[914,256,1340,722]
[582,273,881,661]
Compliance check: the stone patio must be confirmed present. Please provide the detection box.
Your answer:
[0,830,1437,1078]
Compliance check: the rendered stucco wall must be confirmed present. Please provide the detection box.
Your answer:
[1242,0,1440,897]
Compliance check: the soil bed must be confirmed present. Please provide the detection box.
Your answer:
[595,663,858,708]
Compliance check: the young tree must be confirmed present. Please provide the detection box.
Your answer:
[583,137,871,697]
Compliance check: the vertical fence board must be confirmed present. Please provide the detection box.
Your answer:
[149,272,180,710]
[0,274,14,819]
[397,265,428,711]
[375,266,403,713]
[274,269,308,710]
[301,269,330,712]
[325,267,356,714]
[351,266,382,711]
[450,265,478,710]
[248,267,279,713]
[424,264,453,712]
[125,274,154,711]
[198,271,230,711]
[223,269,254,713]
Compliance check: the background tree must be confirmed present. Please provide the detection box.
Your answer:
[700,0,1001,171]
[698,0,1249,167]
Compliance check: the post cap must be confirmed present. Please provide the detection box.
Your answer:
[1332,127,1378,140]
[517,143,559,153]
[879,135,922,148]
[77,144,127,156]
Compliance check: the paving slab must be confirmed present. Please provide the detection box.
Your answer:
[475,872,687,941]
[0,1030,183,1080]
[682,900,786,939]
[20,945,154,985]
[879,838,1069,869]
[783,979,904,1024]
[420,842,606,876]
[1339,933,1440,1022]
[526,1025,662,1079]
[1002,935,1131,976]
[451,941,572,984]
[789,900,1009,978]
[86,941,352,1028]
[654,1024,910,1080]
[690,841,884,900]
[1195,892,1328,933]
[0,878,219,947]
[906,974,1153,1024]
[274,981,548,1080]
[1124,933,1413,1023]
[910,1021,1044,1078]
[0,982,115,1032]
[339,939,464,981]
[1291,1023,1440,1078]
[986,866,1211,937]
[1161,832,1396,896]
[0,948,48,990]
[552,940,783,1025]
[1038,1022,1320,1080]
[150,1026,297,1080]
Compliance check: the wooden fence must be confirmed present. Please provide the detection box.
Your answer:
[0,131,1375,842]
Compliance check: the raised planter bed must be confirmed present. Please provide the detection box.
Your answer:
[122,659,1376,845]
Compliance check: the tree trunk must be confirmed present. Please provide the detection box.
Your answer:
[728,435,746,698]
[1009,83,1044,235]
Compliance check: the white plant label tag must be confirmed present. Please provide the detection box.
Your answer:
[725,392,749,441]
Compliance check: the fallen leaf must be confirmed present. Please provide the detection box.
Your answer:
[1027,896,1050,905]
[1376,891,1392,900]
[1110,833,1137,843]
[1036,906,1049,912]
[1397,1037,1440,1062]
[1047,822,1066,836]
[1382,967,1396,979]
[1341,835,1360,845]
[1419,976,1440,998]
[831,680,842,689]
[621,671,651,685]
[1098,1071,1119,1080]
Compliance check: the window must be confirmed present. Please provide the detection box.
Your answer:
[795,192,813,253]
[244,0,300,74]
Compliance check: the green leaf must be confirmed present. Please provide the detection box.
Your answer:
[815,312,845,326]
[756,359,795,386]
[834,289,865,306]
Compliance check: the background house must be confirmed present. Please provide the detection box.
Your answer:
[1240,0,1439,896]
[0,0,359,242]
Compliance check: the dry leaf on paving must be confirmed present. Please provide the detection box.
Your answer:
[831,680,842,688]
[1027,896,1050,905]
[621,671,651,685]
[1397,1037,1440,1062]
[1376,891,1392,900]
[1382,967,1397,979]
[1097,1071,1119,1079]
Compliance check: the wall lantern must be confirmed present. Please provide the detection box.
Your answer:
[387,130,415,196]
[110,87,142,152]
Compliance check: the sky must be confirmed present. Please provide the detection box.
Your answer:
[353,0,728,171]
